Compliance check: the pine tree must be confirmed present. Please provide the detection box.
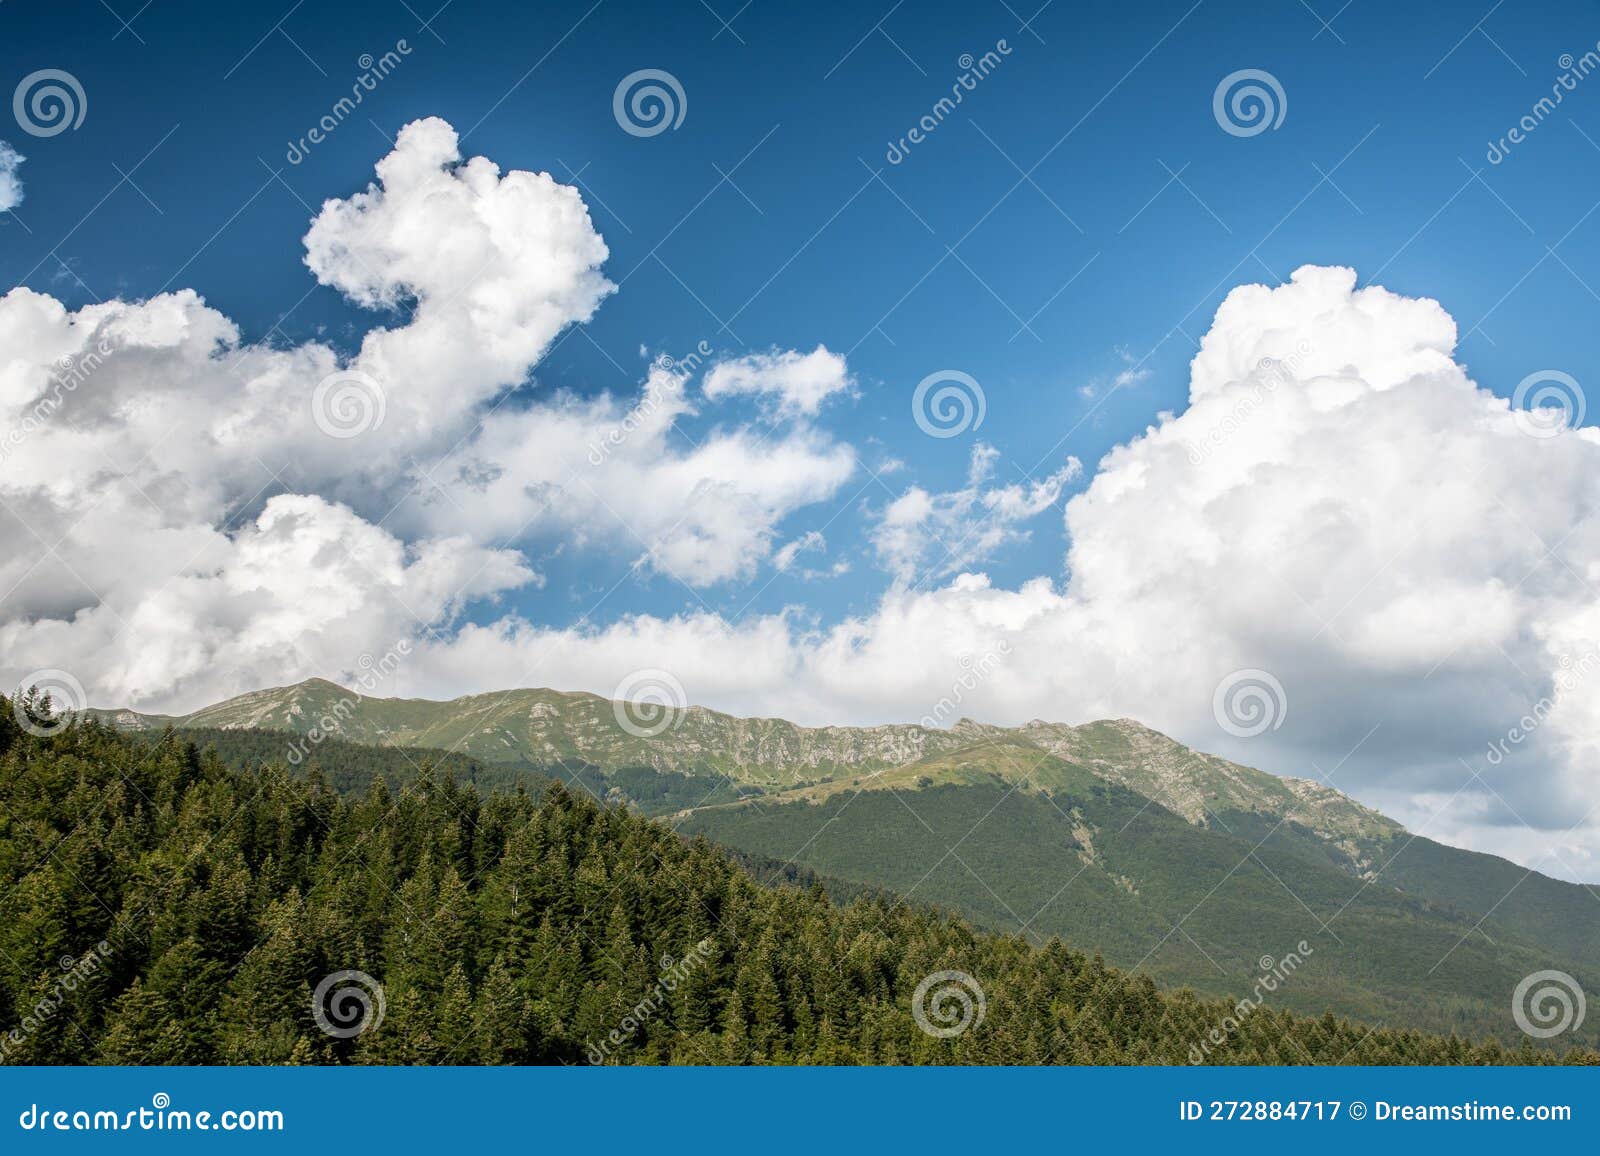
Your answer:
[99,977,199,1064]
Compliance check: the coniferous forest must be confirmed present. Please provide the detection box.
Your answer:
[2,694,1595,1067]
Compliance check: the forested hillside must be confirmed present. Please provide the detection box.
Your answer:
[2,697,1593,1066]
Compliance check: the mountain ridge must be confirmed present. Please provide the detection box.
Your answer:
[89,677,1396,850]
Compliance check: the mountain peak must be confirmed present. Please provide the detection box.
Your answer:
[295,676,355,695]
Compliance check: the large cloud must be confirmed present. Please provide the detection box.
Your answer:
[0,116,617,522]
[0,118,856,707]
[301,116,614,449]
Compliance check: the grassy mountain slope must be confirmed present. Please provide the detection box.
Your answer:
[1018,719,1401,871]
[1372,834,1600,964]
[95,679,975,786]
[678,739,1600,1044]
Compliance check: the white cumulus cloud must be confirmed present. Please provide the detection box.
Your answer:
[702,344,853,416]
[0,118,857,708]
[0,142,22,213]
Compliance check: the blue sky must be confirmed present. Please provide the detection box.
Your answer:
[6,0,1599,621]
[8,0,1600,873]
